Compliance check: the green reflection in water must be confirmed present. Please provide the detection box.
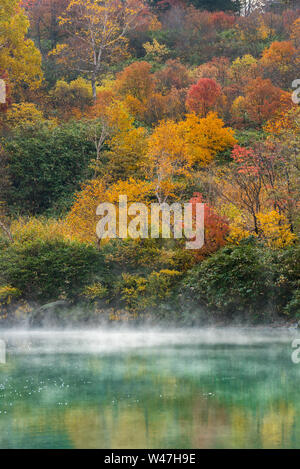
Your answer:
[0,329,299,449]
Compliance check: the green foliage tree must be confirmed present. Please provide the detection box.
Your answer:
[273,246,300,316]
[3,121,95,215]
[0,238,105,302]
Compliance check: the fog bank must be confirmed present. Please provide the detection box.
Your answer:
[0,327,297,356]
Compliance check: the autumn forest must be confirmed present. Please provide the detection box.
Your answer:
[0,0,299,325]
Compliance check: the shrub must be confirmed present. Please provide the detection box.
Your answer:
[181,241,276,319]
[50,78,93,119]
[273,246,300,317]
[0,285,21,306]
[114,269,182,314]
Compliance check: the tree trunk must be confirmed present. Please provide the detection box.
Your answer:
[92,77,97,101]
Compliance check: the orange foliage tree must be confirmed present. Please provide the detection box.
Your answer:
[116,61,155,103]
[243,78,290,126]
[260,40,298,88]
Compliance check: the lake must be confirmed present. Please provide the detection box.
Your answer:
[0,328,299,449]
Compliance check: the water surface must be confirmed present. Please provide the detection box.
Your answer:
[0,328,299,449]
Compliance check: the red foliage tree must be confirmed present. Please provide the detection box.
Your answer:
[189,192,229,261]
[209,11,235,30]
[186,78,221,117]
[231,145,260,176]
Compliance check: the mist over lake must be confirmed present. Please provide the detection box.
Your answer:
[0,0,299,453]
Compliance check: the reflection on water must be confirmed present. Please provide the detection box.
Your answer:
[0,328,299,449]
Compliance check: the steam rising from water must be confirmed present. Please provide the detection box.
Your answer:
[0,327,299,449]
[0,328,296,355]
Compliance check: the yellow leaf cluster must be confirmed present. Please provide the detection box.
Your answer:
[146,113,236,201]
[0,285,21,306]
[220,203,252,244]
[11,217,67,244]
[65,180,106,243]
[143,39,169,62]
[66,178,154,243]
[0,0,43,92]
[5,102,44,128]
[181,112,236,165]
[257,211,296,248]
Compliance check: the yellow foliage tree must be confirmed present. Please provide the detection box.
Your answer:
[143,39,169,63]
[56,0,151,99]
[230,54,258,87]
[0,0,43,95]
[105,178,154,206]
[5,102,44,128]
[146,119,189,203]
[104,178,154,242]
[181,112,236,165]
[86,95,135,172]
[50,78,93,120]
[231,96,248,125]
[220,203,252,244]
[146,113,236,202]
[65,180,107,243]
[66,178,154,243]
[104,126,148,182]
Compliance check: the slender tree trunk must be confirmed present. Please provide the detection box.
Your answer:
[50,2,58,50]
[92,76,97,101]
[253,212,259,235]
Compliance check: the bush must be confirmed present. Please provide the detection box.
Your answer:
[113,269,182,314]
[0,285,21,306]
[273,246,300,317]
[0,238,106,303]
[181,241,276,319]
[50,78,93,119]
[5,103,45,129]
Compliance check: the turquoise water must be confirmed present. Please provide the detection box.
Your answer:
[0,328,299,449]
